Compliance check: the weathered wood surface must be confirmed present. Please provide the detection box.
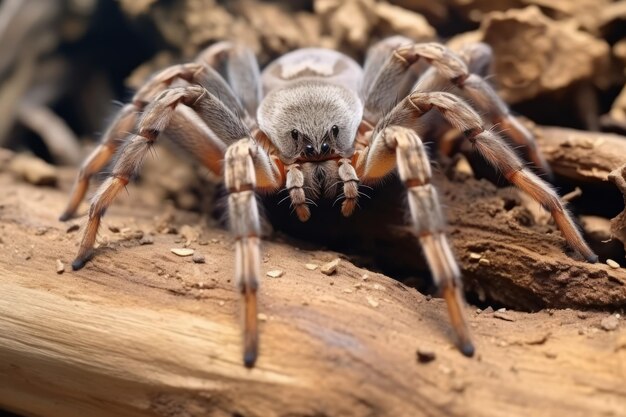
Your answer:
[535,126,626,183]
[0,163,625,417]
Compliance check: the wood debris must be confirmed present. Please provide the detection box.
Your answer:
[266,270,284,278]
[55,259,64,274]
[8,154,58,186]
[171,248,194,257]
[320,258,340,276]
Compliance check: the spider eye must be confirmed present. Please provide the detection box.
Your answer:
[291,129,299,141]
[331,125,339,138]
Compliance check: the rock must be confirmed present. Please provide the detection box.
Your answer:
[170,248,194,257]
[320,258,340,276]
[266,270,284,278]
[416,348,436,363]
[494,311,516,322]
[606,259,620,269]
[9,154,58,186]
[139,235,154,245]
[35,227,48,236]
[55,259,65,274]
[366,295,379,308]
[600,315,619,331]
[469,252,482,261]
[304,263,319,271]
[192,253,206,264]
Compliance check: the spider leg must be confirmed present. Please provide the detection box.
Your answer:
[285,163,311,221]
[71,83,282,367]
[224,138,283,367]
[59,60,242,220]
[417,43,551,177]
[354,125,474,356]
[71,85,244,269]
[337,158,360,216]
[196,41,262,121]
[361,36,421,113]
[379,90,598,262]
[365,41,551,176]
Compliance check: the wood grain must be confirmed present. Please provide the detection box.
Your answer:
[0,167,624,417]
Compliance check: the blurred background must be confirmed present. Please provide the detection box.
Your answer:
[1,0,625,167]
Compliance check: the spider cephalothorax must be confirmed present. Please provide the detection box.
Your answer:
[60,38,597,367]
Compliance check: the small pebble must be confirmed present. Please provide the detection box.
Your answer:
[600,315,619,331]
[139,235,154,245]
[416,348,436,363]
[469,252,482,261]
[192,253,206,264]
[494,311,515,322]
[108,224,120,233]
[218,301,225,306]
[606,259,620,269]
[55,259,65,274]
[266,270,284,278]
[320,258,340,275]
[343,288,353,294]
[66,224,80,233]
[304,263,318,271]
[366,295,379,308]
[9,153,58,185]
[361,273,370,281]
[35,227,48,236]
[171,248,194,257]
[257,313,268,321]
[478,258,491,266]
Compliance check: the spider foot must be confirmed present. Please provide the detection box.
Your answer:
[71,251,93,271]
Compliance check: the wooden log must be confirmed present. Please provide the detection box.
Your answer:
[0,167,625,417]
[534,126,626,183]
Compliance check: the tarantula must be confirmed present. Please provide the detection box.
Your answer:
[60,37,597,367]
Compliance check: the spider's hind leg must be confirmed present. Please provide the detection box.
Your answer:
[365,41,551,177]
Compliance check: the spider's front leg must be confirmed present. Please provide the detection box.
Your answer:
[354,126,474,356]
[224,138,284,367]
[59,43,256,221]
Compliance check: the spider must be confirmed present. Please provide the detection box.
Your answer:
[59,37,598,368]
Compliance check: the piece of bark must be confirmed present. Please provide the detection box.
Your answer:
[0,170,624,417]
[439,173,626,311]
[534,126,626,183]
[609,164,626,253]
[8,153,58,186]
[449,6,610,103]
